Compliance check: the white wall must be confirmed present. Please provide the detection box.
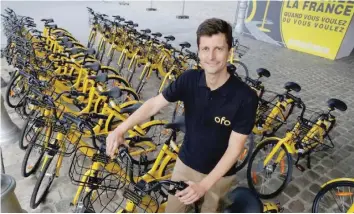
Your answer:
[336,15,354,59]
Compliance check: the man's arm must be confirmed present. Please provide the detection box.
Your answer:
[176,131,247,204]
[200,131,247,189]
[106,70,192,157]
[115,93,169,134]
[106,94,169,157]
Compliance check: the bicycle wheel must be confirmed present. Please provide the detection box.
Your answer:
[312,180,354,213]
[19,117,42,150]
[21,140,45,177]
[246,139,293,199]
[231,61,249,82]
[30,154,58,209]
[104,72,130,87]
[234,133,255,172]
[5,73,27,108]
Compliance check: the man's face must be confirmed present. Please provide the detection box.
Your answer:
[198,33,231,75]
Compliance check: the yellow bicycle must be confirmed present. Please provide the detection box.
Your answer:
[247,97,347,199]
[312,178,354,213]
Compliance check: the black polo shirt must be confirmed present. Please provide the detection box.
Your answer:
[162,68,258,176]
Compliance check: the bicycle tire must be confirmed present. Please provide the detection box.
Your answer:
[30,156,56,209]
[19,117,40,150]
[21,97,38,119]
[246,139,293,199]
[104,71,130,87]
[21,140,45,177]
[234,133,255,172]
[5,73,26,108]
[232,61,249,82]
[79,190,95,213]
[312,180,354,213]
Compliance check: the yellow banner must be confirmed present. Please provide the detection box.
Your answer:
[280,0,354,59]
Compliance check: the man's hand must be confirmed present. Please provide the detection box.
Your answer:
[175,181,208,205]
[106,128,125,158]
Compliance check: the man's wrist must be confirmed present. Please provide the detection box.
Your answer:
[200,177,215,191]
[115,124,127,136]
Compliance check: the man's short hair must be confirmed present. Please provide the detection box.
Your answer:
[196,18,233,50]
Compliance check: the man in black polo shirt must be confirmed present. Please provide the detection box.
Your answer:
[106,18,258,212]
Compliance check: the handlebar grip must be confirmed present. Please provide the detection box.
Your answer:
[176,181,188,190]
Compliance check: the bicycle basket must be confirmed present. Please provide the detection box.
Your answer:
[80,180,164,213]
[253,99,290,135]
[68,146,124,190]
[78,154,167,213]
[27,116,81,157]
[293,116,333,152]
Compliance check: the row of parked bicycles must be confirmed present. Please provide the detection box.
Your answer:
[1,7,353,213]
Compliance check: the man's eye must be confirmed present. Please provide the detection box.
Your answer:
[202,47,209,51]
[217,47,223,51]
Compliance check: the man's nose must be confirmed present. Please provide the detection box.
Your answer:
[208,50,216,60]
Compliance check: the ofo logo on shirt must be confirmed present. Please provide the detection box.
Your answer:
[214,117,231,126]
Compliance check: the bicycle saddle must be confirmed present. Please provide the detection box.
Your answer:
[224,187,263,213]
[140,29,151,34]
[83,62,101,72]
[65,47,85,55]
[164,35,175,41]
[87,73,107,83]
[113,16,125,22]
[152,32,162,37]
[85,48,96,56]
[284,82,301,92]
[60,41,74,48]
[124,20,133,25]
[45,23,57,29]
[256,68,271,78]
[40,18,54,24]
[164,116,186,133]
[57,36,69,43]
[100,87,122,99]
[53,31,66,38]
[327,98,347,112]
[120,103,143,114]
[179,42,191,49]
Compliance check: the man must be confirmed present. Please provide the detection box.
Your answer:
[106,18,258,212]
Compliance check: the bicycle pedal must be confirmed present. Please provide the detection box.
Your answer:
[295,164,305,172]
